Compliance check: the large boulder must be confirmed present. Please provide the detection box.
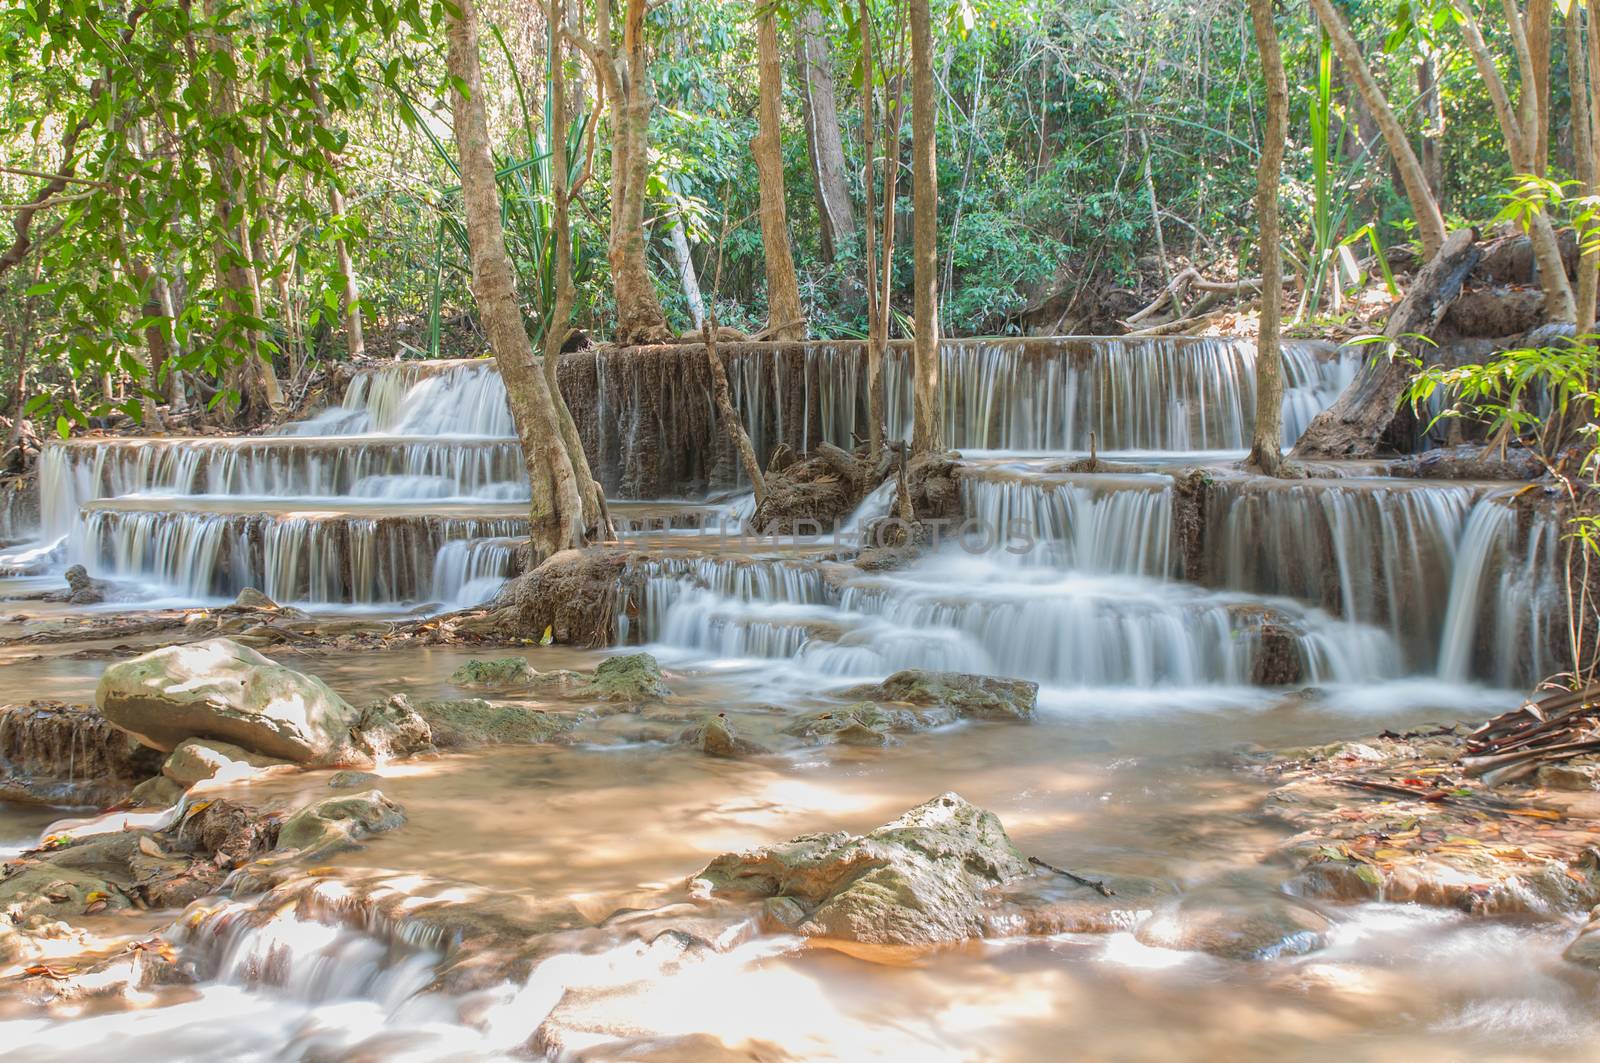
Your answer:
[94,638,360,764]
[0,700,162,807]
[692,792,1030,948]
[838,670,1037,721]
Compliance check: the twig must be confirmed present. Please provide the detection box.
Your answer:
[1028,855,1115,896]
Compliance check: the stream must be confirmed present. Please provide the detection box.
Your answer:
[0,337,1592,1060]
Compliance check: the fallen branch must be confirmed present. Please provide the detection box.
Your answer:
[1028,855,1115,896]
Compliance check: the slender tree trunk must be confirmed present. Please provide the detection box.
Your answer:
[795,7,855,263]
[447,0,587,558]
[1529,0,1552,175]
[302,36,366,360]
[1568,3,1593,332]
[1418,50,1445,204]
[1310,0,1446,260]
[547,0,609,535]
[199,0,281,417]
[1455,0,1575,320]
[1248,0,1287,475]
[909,0,940,455]
[859,0,883,460]
[666,199,706,329]
[753,0,805,340]
[703,321,766,500]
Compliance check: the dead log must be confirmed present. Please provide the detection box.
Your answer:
[1292,229,1480,459]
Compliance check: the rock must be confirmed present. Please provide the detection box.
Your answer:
[276,790,406,856]
[582,653,670,702]
[232,587,277,610]
[680,715,767,757]
[450,656,538,690]
[1564,918,1600,967]
[0,700,162,807]
[1134,894,1329,961]
[162,738,288,788]
[984,872,1176,937]
[128,775,187,808]
[63,564,108,605]
[1537,759,1600,791]
[838,670,1036,721]
[94,638,361,764]
[496,547,643,647]
[348,695,436,760]
[0,865,128,923]
[693,792,1030,948]
[329,770,381,790]
[412,697,576,748]
[782,701,938,745]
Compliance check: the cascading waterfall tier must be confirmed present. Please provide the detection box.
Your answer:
[82,499,526,605]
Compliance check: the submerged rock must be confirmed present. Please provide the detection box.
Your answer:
[838,670,1037,721]
[275,790,406,856]
[1134,893,1329,961]
[127,775,186,808]
[0,865,130,923]
[679,714,767,757]
[162,738,289,788]
[692,792,1030,948]
[582,653,670,703]
[782,701,936,745]
[94,638,361,764]
[412,697,576,748]
[0,700,161,807]
[328,770,381,790]
[450,656,538,690]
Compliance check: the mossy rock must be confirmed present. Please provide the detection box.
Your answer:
[449,657,537,690]
[276,790,406,856]
[581,653,669,702]
[838,669,1036,721]
[414,698,577,749]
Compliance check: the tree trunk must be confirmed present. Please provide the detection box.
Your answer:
[1310,0,1447,260]
[1529,0,1552,176]
[200,0,281,418]
[795,7,855,263]
[1418,51,1445,205]
[302,37,365,361]
[858,0,883,460]
[604,0,671,346]
[703,323,765,500]
[909,0,940,456]
[753,0,805,341]
[667,204,706,330]
[447,0,588,558]
[1575,2,1599,334]
[548,0,609,535]
[1455,0,1575,320]
[1248,0,1287,475]
[1293,229,1481,459]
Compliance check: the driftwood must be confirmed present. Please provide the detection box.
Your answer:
[1458,682,1600,785]
[1123,267,1265,326]
[1028,855,1115,897]
[1293,229,1481,459]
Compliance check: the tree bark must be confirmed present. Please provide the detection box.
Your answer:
[1293,229,1481,459]
[795,7,855,263]
[301,35,365,361]
[1575,1,1599,334]
[447,0,588,558]
[1528,0,1552,176]
[200,0,281,418]
[909,0,940,455]
[1248,0,1287,475]
[703,323,765,500]
[753,0,805,341]
[667,203,706,329]
[1454,0,1575,320]
[548,0,609,535]
[1309,0,1446,260]
[858,0,883,460]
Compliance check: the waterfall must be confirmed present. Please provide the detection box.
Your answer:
[959,469,1175,575]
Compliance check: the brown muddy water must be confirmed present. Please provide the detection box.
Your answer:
[1,641,1593,1062]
